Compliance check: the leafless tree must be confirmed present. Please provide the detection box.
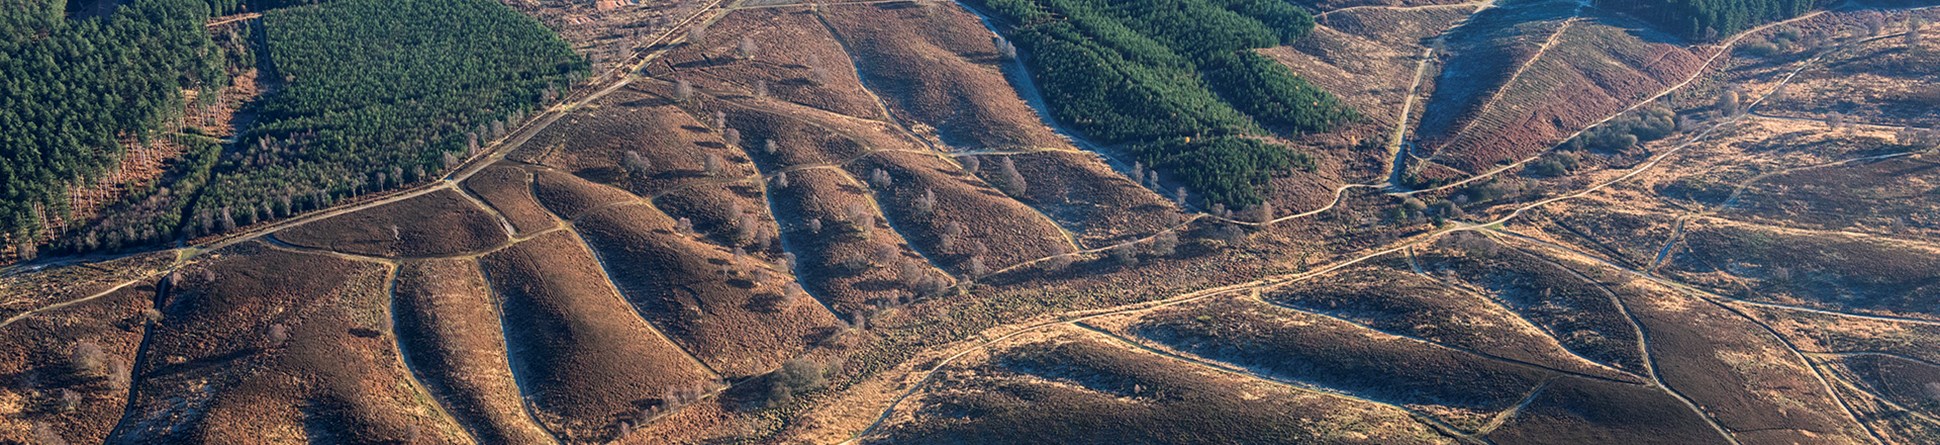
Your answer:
[688,23,710,44]
[676,217,696,235]
[754,80,769,98]
[961,155,981,172]
[738,36,759,60]
[964,255,988,278]
[70,342,107,377]
[870,168,893,187]
[993,36,1018,61]
[267,323,289,347]
[940,221,966,249]
[774,171,790,189]
[723,128,742,147]
[1174,187,1189,206]
[913,188,937,214]
[1110,243,1139,266]
[624,151,652,176]
[703,153,725,177]
[1148,230,1178,257]
[807,217,823,234]
[995,157,1027,195]
[674,79,695,103]
[764,139,779,154]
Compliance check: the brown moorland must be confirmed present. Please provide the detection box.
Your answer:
[1662,220,1940,320]
[0,251,173,323]
[867,327,1454,444]
[1484,376,1730,445]
[392,258,553,445]
[763,167,948,317]
[1413,234,1648,373]
[1091,296,1555,430]
[819,2,1070,150]
[0,284,151,444]
[973,151,1183,248]
[274,188,509,258]
[657,7,888,121]
[1612,278,1873,445]
[110,241,467,444]
[462,164,560,236]
[1267,259,1636,381]
[479,231,718,442]
[572,202,841,378]
[845,150,1074,274]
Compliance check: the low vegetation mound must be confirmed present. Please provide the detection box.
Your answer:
[1485,376,1728,445]
[274,188,508,257]
[462,164,558,236]
[115,242,466,443]
[479,231,717,441]
[968,0,1357,208]
[1110,297,1553,428]
[1613,280,1872,444]
[1665,221,1940,319]
[0,284,152,445]
[392,259,553,445]
[874,329,1451,444]
[573,203,841,378]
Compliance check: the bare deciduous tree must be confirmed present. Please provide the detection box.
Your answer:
[703,153,724,177]
[674,79,695,103]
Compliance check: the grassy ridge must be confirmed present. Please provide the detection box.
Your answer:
[972,0,1355,208]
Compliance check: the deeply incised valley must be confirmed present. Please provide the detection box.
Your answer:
[2,0,1939,443]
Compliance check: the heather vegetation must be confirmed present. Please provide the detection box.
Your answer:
[969,0,1356,207]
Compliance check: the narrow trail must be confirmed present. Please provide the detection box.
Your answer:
[1473,377,1555,436]
[1383,0,1496,191]
[1247,291,1640,385]
[1487,234,1744,445]
[204,12,260,28]
[1506,229,1887,444]
[1814,361,1940,429]
[1428,2,1584,162]
[1066,321,1489,445]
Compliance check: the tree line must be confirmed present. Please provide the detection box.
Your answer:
[969,0,1355,208]
[1595,0,1820,40]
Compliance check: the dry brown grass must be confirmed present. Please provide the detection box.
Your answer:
[656,7,888,121]
[0,284,152,444]
[274,188,509,258]
[820,2,1069,150]
[463,163,560,236]
[113,241,467,444]
[393,258,553,445]
[480,231,718,442]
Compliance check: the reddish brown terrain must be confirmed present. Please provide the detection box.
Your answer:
[5,1,1940,444]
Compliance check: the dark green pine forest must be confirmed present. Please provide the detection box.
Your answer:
[968,0,1358,209]
[1594,0,1821,40]
[0,0,583,258]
